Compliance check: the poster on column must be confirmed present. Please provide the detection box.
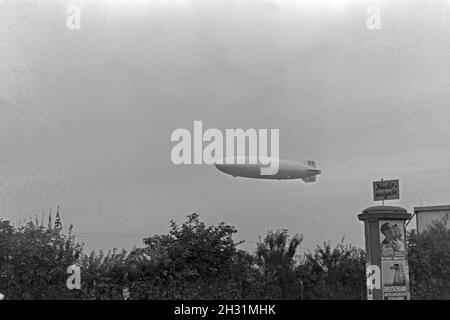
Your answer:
[379,220,406,260]
[382,260,410,300]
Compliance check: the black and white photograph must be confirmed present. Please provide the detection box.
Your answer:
[0,0,449,308]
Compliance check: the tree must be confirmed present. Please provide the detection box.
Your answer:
[4,212,450,300]
[408,216,450,300]
[296,239,366,300]
[256,229,303,299]
[0,219,82,299]
[141,213,247,299]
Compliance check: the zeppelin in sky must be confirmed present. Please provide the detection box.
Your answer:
[215,156,321,182]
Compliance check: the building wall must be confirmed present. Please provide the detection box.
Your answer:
[414,205,450,233]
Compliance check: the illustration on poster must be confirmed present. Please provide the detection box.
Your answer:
[380,222,405,258]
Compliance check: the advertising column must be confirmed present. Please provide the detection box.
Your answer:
[358,206,411,300]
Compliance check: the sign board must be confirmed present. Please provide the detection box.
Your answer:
[373,179,399,201]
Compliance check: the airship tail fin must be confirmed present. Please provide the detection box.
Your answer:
[304,160,316,168]
[302,176,316,183]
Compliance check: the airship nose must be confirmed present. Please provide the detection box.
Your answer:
[215,163,225,171]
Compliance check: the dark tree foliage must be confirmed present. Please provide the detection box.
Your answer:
[256,229,303,299]
[296,239,366,300]
[408,217,450,300]
[0,219,82,299]
[1,213,449,300]
[141,213,251,299]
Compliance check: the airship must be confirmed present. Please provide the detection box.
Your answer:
[215,156,321,182]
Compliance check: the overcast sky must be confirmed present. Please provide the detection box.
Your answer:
[1,0,449,254]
